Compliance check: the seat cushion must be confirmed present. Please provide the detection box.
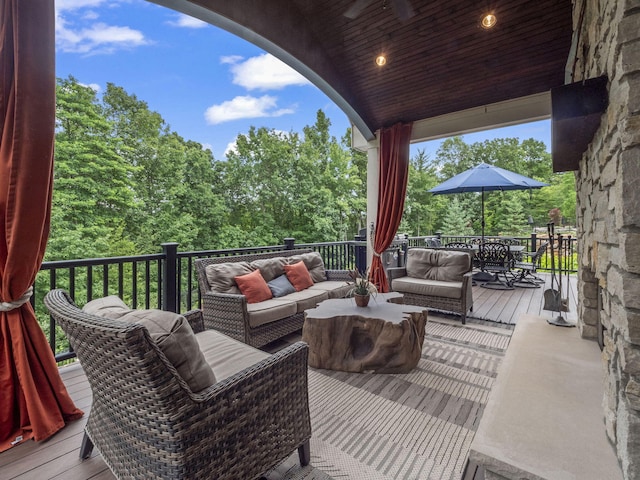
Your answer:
[82,295,132,319]
[235,269,273,304]
[284,261,314,291]
[246,298,298,328]
[308,281,351,299]
[392,276,463,300]
[282,289,328,313]
[196,329,270,382]
[120,309,216,392]
[406,248,471,282]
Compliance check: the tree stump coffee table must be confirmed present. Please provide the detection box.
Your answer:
[301,292,428,373]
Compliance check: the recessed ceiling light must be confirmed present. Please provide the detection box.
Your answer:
[375,55,387,66]
[481,13,497,29]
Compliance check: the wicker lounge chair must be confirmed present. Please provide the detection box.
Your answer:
[44,289,311,480]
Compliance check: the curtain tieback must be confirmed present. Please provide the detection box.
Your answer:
[372,251,381,258]
[0,286,33,312]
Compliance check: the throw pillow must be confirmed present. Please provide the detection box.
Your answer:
[287,252,327,283]
[82,295,132,319]
[267,274,296,298]
[120,309,216,392]
[284,261,314,291]
[235,269,273,303]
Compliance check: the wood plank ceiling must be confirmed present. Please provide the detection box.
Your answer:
[159,0,573,139]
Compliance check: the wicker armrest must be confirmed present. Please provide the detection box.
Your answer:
[325,269,352,282]
[183,309,205,333]
[200,291,251,340]
[186,341,312,477]
[386,266,408,287]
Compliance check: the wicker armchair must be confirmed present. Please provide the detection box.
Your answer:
[44,289,311,480]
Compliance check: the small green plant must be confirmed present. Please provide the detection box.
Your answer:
[347,268,378,296]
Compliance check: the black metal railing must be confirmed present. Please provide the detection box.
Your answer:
[41,233,575,363]
[38,239,371,363]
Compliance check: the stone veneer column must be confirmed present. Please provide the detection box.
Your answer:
[573,1,640,478]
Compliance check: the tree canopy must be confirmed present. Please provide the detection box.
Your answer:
[47,76,575,261]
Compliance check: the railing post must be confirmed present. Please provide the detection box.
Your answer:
[530,232,537,251]
[354,232,367,273]
[284,238,295,250]
[161,242,179,313]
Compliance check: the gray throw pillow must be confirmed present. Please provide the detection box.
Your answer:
[82,295,132,319]
[120,309,216,392]
[267,274,296,297]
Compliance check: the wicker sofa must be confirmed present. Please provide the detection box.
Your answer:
[387,248,474,324]
[195,249,352,347]
[44,289,312,480]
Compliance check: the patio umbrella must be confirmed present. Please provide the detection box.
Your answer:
[428,163,549,242]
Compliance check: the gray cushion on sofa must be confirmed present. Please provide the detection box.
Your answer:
[308,281,351,299]
[287,252,326,283]
[246,298,298,328]
[205,261,253,294]
[251,257,288,283]
[267,274,296,297]
[392,277,464,299]
[282,289,328,313]
[406,248,471,282]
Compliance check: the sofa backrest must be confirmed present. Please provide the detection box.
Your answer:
[406,248,471,282]
[195,249,328,295]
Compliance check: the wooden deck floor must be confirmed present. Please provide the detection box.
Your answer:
[1,275,578,479]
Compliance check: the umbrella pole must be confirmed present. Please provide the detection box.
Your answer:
[473,188,495,283]
[481,189,485,243]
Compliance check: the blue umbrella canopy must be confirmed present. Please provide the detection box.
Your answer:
[429,163,549,241]
[429,163,549,194]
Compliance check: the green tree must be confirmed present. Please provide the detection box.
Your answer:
[440,197,474,236]
[49,76,135,260]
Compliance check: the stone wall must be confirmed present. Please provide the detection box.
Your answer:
[573,0,640,478]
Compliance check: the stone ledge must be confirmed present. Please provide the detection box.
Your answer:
[469,313,623,480]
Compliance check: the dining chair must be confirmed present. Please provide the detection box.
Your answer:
[477,242,515,290]
[512,242,549,287]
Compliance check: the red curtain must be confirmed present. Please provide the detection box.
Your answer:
[370,122,412,292]
[0,0,83,452]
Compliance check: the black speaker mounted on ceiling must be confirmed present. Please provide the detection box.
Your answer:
[551,75,608,173]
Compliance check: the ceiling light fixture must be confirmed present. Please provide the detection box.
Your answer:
[481,13,497,29]
[375,55,387,66]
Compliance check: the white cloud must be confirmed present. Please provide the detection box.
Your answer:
[220,55,244,65]
[57,20,149,54]
[168,14,208,29]
[224,53,311,91]
[56,0,109,11]
[204,95,296,125]
[79,82,101,92]
[55,1,149,55]
[224,140,238,157]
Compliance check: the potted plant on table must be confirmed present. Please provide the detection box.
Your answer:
[347,268,378,307]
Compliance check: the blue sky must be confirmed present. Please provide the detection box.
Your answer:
[55,0,551,161]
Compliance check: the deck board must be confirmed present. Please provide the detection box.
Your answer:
[0,276,577,479]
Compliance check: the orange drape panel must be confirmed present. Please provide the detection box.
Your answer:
[0,0,83,452]
[370,122,412,292]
